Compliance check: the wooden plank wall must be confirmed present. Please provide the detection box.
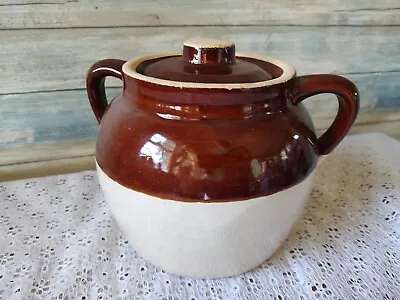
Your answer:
[0,0,399,180]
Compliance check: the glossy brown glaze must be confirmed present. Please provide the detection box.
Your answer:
[86,54,359,202]
[291,74,360,155]
[141,42,273,84]
[182,42,236,65]
[86,59,126,123]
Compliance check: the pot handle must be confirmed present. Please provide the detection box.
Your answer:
[86,59,127,123]
[292,74,360,155]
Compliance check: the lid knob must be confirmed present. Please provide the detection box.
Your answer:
[183,38,236,65]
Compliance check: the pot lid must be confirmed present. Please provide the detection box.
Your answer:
[138,38,275,84]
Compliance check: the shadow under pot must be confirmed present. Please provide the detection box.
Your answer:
[86,38,359,279]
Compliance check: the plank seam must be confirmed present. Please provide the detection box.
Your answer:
[1,24,400,31]
[0,71,399,97]
[0,154,94,167]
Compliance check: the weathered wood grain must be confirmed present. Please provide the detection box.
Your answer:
[0,156,95,182]
[0,0,398,182]
[0,139,95,166]
[1,0,400,28]
[1,70,398,148]
[0,89,104,146]
[0,26,399,94]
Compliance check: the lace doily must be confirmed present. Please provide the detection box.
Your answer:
[0,133,399,299]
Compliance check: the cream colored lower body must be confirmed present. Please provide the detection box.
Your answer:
[96,163,314,279]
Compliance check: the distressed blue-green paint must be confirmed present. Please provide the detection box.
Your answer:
[0,73,399,147]
[376,96,400,108]
[347,72,400,109]
[1,26,400,95]
[0,89,108,145]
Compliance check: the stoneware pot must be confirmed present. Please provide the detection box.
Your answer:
[86,38,359,279]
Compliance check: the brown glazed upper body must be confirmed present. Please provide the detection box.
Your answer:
[87,39,359,202]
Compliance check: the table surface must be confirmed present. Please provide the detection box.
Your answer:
[0,133,399,299]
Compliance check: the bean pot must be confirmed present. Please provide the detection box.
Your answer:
[86,38,359,278]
